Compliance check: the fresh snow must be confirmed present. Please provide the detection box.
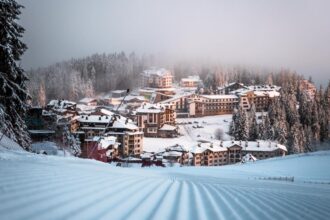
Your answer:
[0,144,330,220]
[144,115,232,153]
[0,132,23,151]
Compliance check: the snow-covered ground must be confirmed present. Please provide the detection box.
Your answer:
[1,143,330,220]
[144,114,232,152]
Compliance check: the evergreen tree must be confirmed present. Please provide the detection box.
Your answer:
[263,115,274,140]
[233,107,249,141]
[0,0,30,148]
[248,103,258,141]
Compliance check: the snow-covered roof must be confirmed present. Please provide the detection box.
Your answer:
[142,68,172,77]
[229,88,253,96]
[190,140,287,154]
[190,145,207,154]
[222,140,287,152]
[77,109,138,130]
[111,90,127,94]
[218,82,248,90]
[159,93,194,104]
[248,85,281,92]
[254,91,280,98]
[98,136,119,149]
[163,151,182,157]
[200,95,239,100]
[166,144,187,152]
[159,124,177,131]
[47,100,76,109]
[136,103,166,114]
[181,76,201,82]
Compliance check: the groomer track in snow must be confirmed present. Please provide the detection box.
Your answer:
[1,145,330,220]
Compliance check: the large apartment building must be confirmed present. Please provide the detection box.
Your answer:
[160,94,239,117]
[135,103,177,138]
[141,68,173,88]
[191,140,287,166]
[71,109,143,156]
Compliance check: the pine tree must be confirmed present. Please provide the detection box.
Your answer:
[233,107,249,141]
[62,125,81,156]
[263,115,274,140]
[248,103,258,141]
[0,0,30,148]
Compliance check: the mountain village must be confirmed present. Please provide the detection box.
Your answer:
[24,68,319,167]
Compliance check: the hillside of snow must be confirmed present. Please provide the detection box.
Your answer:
[0,132,23,151]
[1,143,330,220]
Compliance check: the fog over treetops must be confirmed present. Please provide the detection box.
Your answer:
[19,0,330,85]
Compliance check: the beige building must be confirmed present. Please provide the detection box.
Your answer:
[180,76,201,88]
[136,103,177,138]
[160,94,239,117]
[191,140,287,166]
[141,68,173,88]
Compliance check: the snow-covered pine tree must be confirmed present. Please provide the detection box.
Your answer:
[263,115,274,140]
[257,112,266,140]
[229,108,238,136]
[236,107,249,141]
[0,0,30,149]
[304,125,314,152]
[62,125,81,156]
[248,103,258,141]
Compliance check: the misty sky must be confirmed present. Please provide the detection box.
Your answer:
[19,0,330,84]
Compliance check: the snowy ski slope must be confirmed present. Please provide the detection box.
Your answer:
[1,146,330,220]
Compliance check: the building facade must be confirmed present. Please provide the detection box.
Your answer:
[136,103,177,137]
[191,141,287,166]
[141,68,173,88]
[180,76,201,88]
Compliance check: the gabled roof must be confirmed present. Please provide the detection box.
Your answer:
[159,124,177,131]
[77,109,138,130]
[47,100,76,109]
[222,140,287,152]
[136,103,166,114]
[142,68,172,77]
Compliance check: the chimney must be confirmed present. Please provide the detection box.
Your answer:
[257,141,260,147]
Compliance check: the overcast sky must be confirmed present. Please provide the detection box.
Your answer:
[19,0,330,84]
